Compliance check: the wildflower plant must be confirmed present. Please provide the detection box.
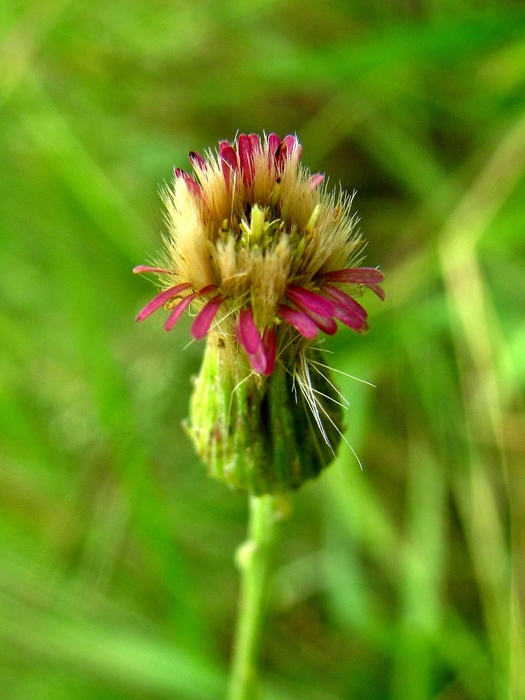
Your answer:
[135,133,384,699]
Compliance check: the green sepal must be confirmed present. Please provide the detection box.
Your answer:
[187,335,344,494]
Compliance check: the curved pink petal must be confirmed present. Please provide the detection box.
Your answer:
[301,309,338,335]
[189,151,206,169]
[238,134,254,186]
[309,285,368,332]
[247,345,267,374]
[267,133,280,158]
[274,142,285,169]
[197,284,218,296]
[235,308,269,374]
[367,283,386,301]
[237,308,261,355]
[191,295,224,340]
[282,134,302,160]
[261,327,276,376]
[234,319,265,373]
[267,133,281,172]
[322,267,385,300]
[309,173,324,190]
[287,284,335,317]
[133,265,172,275]
[278,305,319,339]
[322,285,368,321]
[249,133,262,154]
[174,168,202,197]
[323,267,384,285]
[164,293,196,331]
[219,140,239,187]
[136,283,191,322]
[332,305,369,332]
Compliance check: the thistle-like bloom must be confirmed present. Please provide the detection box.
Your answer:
[135,133,384,493]
[135,133,384,372]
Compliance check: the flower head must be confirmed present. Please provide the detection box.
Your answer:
[135,133,384,376]
[135,133,384,493]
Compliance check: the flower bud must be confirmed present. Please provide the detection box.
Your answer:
[187,334,344,494]
[134,133,384,493]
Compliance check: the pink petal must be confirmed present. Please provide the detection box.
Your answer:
[191,295,224,340]
[174,168,202,197]
[367,283,386,301]
[286,284,335,317]
[238,133,254,187]
[267,133,280,158]
[301,309,338,335]
[309,173,324,190]
[322,285,369,331]
[249,133,262,154]
[237,308,261,354]
[267,133,281,172]
[278,305,319,338]
[136,283,191,322]
[247,345,267,374]
[236,309,268,374]
[219,140,239,187]
[323,267,384,285]
[235,320,243,347]
[164,293,196,331]
[332,305,369,332]
[261,327,276,376]
[133,265,172,274]
[235,315,266,374]
[275,136,301,168]
[197,284,218,296]
[189,151,206,169]
[322,285,368,321]
[274,142,285,169]
[282,134,302,160]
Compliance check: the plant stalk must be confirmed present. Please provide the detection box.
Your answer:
[227,494,280,700]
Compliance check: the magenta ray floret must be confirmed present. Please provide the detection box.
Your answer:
[282,134,302,160]
[164,293,196,331]
[322,267,386,300]
[133,265,172,275]
[236,309,268,374]
[323,267,384,284]
[331,304,369,333]
[262,328,276,376]
[219,140,239,187]
[267,133,280,158]
[237,308,261,354]
[189,151,206,169]
[298,307,338,335]
[134,133,385,375]
[136,283,191,322]
[286,284,336,318]
[309,173,324,190]
[278,305,319,338]
[174,168,201,198]
[238,134,255,186]
[322,284,368,331]
[191,295,225,340]
[249,133,262,153]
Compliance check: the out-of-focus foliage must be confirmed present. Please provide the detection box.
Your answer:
[1,1,525,698]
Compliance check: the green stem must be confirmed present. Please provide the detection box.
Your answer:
[227,494,280,700]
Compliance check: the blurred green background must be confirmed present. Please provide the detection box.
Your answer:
[2,1,525,698]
